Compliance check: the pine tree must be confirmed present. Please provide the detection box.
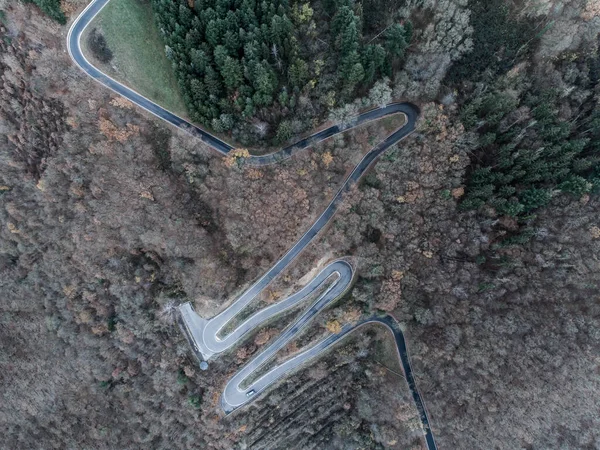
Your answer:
[384,24,408,59]
[519,188,552,212]
[190,49,209,74]
[221,57,244,90]
[362,44,387,83]
[288,58,308,88]
[559,176,592,196]
[250,61,277,106]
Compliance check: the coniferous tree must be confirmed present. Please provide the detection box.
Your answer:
[149,0,411,142]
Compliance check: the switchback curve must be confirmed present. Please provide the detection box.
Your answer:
[67,3,437,449]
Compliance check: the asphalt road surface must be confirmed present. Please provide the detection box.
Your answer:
[68,3,437,449]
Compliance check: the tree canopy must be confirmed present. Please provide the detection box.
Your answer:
[150,0,411,143]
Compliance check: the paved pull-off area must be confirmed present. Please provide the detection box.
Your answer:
[68,2,437,449]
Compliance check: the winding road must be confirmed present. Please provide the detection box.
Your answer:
[67,2,437,449]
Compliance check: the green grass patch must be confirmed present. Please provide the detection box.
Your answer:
[85,0,187,117]
[380,112,406,134]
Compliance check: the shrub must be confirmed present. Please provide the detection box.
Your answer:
[87,29,113,64]
[188,393,202,409]
[177,369,189,385]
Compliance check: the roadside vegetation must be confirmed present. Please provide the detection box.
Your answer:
[84,0,188,116]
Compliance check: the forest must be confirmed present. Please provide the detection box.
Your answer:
[2,0,600,449]
[150,0,411,144]
[445,0,600,246]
